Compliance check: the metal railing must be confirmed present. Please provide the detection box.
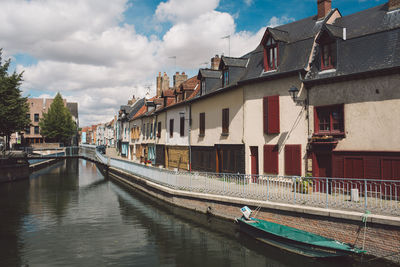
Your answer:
[94,149,400,216]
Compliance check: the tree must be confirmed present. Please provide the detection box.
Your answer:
[39,93,76,145]
[0,49,30,149]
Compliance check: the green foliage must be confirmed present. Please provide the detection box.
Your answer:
[0,49,30,140]
[39,93,76,145]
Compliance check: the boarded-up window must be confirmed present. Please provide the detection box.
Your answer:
[180,116,185,137]
[199,113,205,136]
[169,119,174,138]
[157,122,161,138]
[264,145,278,174]
[263,95,280,134]
[285,144,301,176]
[222,108,229,134]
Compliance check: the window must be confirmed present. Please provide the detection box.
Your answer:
[169,119,174,138]
[263,95,280,134]
[150,123,153,139]
[264,37,278,71]
[26,113,30,120]
[285,145,301,176]
[199,112,205,136]
[222,108,229,135]
[34,126,39,134]
[25,127,31,134]
[264,145,278,174]
[314,104,344,135]
[223,70,229,87]
[201,80,206,95]
[34,113,39,122]
[180,116,185,137]
[320,41,336,70]
[153,122,157,138]
[157,122,161,138]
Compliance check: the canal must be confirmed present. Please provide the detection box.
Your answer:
[0,159,393,266]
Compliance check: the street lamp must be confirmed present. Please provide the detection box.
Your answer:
[289,85,299,102]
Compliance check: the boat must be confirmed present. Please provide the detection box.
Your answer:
[235,206,365,258]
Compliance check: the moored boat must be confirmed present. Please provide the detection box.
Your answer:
[235,206,365,258]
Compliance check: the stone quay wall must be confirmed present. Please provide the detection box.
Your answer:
[107,166,400,264]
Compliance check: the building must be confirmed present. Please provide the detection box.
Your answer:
[23,98,78,145]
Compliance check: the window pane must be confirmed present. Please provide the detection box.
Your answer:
[318,111,330,131]
[274,47,278,68]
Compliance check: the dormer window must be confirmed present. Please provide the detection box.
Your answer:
[223,69,229,86]
[321,41,336,70]
[201,79,206,95]
[264,37,278,71]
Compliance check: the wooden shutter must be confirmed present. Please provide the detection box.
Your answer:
[285,145,301,176]
[222,108,229,134]
[263,145,278,174]
[180,116,184,137]
[157,122,161,138]
[169,119,174,138]
[267,95,280,134]
[199,113,205,135]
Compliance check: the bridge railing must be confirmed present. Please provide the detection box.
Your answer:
[94,150,399,216]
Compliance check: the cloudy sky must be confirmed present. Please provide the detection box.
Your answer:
[0,0,385,126]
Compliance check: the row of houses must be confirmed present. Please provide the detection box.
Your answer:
[81,118,116,147]
[109,0,399,179]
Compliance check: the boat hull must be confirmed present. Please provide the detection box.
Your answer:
[236,218,358,258]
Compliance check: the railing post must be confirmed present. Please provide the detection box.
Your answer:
[293,177,296,204]
[223,173,226,195]
[326,178,329,208]
[364,179,368,210]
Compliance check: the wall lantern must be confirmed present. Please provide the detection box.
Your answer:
[288,85,299,102]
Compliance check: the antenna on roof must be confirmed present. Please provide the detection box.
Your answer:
[222,35,231,57]
[144,83,152,100]
[168,56,177,72]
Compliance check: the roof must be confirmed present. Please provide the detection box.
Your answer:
[305,4,400,81]
[220,56,248,68]
[127,98,146,120]
[198,69,221,79]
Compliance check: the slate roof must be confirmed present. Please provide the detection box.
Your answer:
[127,98,145,120]
[305,4,400,81]
[198,69,221,79]
[220,56,248,68]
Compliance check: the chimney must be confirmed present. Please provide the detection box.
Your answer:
[388,0,400,11]
[161,72,170,91]
[156,72,162,97]
[211,55,221,70]
[317,0,332,20]
[173,72,188,89]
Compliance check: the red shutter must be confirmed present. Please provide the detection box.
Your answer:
[264,145,278,174]
[267,95,280,134]
[285,145,301,176]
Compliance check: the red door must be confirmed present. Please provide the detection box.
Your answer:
[250,147,259,181]
[313,153,332,193]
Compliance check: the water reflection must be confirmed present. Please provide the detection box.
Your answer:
[0,159,393,267]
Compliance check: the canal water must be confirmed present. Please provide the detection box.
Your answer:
[0,159,394,266]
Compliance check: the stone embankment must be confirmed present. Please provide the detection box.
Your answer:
[106,165,400,264]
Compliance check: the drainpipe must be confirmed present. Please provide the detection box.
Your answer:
[188,103,192,172]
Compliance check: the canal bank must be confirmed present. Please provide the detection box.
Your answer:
[107,166,400,264]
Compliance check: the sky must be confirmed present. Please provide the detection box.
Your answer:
[0,0,386,127]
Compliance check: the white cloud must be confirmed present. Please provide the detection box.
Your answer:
[1,0,266,126]
[244,0,253,6]
[155,0,220,23]
[267,16,295,28]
